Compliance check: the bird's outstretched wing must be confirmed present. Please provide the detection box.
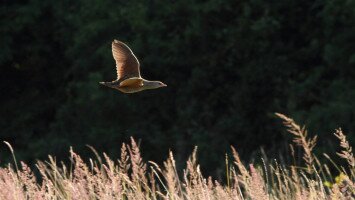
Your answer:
[112,40,141,81]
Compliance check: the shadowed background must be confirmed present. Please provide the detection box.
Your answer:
[1,0,355,176]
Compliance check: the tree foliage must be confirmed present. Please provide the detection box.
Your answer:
[1,0,354,174]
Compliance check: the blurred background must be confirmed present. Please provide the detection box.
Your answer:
[1,0,355,177]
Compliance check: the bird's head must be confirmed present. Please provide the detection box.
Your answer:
[144,81,167,89]
[156,81,167,88]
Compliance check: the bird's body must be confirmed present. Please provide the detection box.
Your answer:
[102,78,162,93]
[100,40,166,93]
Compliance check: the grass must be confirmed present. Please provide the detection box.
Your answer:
[0,113,354,199]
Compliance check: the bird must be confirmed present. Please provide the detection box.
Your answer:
[100,39,167,93]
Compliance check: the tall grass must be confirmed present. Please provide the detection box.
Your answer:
[0,114,354,199]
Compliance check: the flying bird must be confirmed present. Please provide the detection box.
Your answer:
[100,40,167,93]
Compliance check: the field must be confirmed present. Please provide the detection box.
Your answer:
[2,1,355,199]
[0,114,353,200]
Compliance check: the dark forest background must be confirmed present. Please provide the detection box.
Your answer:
[1,0,355,176]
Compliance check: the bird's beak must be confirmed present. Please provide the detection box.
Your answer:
[162,83,167,87]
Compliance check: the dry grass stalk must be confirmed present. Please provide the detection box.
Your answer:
[119,143,130,174]
[248,164,269,200]
[275,113,317,174]
[0,115,354,199]
[334,128,355,169]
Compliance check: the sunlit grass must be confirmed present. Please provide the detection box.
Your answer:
[0,113,354,199]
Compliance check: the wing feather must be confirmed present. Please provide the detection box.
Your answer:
[112,40,141,80]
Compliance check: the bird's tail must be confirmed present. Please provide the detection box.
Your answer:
[99,81,119,89]
[99,81,111,87]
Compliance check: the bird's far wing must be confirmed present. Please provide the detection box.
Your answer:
[112,40,141,80]
[119,78,143,87]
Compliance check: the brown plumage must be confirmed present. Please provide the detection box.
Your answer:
[100,40,166,93]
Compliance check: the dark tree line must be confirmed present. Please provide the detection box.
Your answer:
[1,0,354,175]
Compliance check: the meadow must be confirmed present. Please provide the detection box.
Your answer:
[2,1,355,199]
[0,113,353,200]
